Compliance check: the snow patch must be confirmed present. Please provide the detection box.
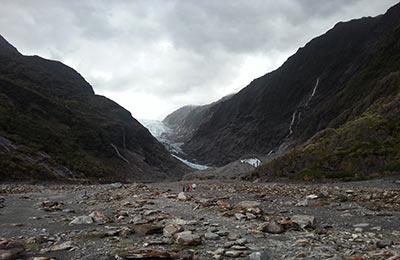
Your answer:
[240,158,261,168]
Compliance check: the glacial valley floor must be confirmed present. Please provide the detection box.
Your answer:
[0,178,399,260]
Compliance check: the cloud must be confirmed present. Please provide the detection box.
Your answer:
[0,0,398,119]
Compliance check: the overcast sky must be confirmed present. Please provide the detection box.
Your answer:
[0,1,398,120]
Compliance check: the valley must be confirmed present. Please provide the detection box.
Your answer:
[1,179,399,259]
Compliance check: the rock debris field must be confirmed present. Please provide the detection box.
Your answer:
[0,179,400,260]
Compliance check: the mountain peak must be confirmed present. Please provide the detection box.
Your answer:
[0,35,19,56]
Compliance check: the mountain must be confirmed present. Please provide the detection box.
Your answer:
[181,3,400,179]
[163,94,233,144]
[0,35,189,182]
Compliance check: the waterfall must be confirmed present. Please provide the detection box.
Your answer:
[110,143,130,163]
[287,77,320,136]
[305,77,320,106]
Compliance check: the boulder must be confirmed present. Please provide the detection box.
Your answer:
[290,215,315,228]
[0,239,25,260]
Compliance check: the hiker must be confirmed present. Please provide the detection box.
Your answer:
[188,184,193,192]
[192,183,197,191]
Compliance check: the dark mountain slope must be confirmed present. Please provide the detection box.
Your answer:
[0,35,188,182]
[163,94,233,143]
[183,3,400,167]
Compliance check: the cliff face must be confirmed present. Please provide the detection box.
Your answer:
[163,95,233,144]
[0,35,188,182]
[181,3,400,171]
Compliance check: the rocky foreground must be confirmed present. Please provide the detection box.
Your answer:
[0,179,399,260]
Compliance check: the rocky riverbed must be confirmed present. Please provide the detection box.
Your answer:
[0,179,399,260]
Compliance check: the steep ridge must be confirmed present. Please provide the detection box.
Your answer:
[0,35,188,182]
[182,3,400,170]
[163,94,233,144]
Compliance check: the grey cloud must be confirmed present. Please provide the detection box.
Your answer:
[0,0,398,119]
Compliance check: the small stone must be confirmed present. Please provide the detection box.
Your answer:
[216,230,229,236]
[69,216,94,225]
[354,228,363,233]
[261,221,285,234]
[175,231,202,246]
[204,232,220,240]
[227,233,241,240]
[234,201,260,209]
[62,209,75,213]
[89,211,110,224]
[171,218,188,225]
[295,239,310,246]
[177,192,188,201]
[50,241,74,251]
[246,213,257,219]
[306,194,319,199]
[249,251,270,260]
[235,238,247,245]
[110,182,123,189]
[235,213,246,220]
[295,199,309,207]
[376,240,393,249]
[163,224,183,237]
[225,250,242,257]
[133,224,163,235]
[353,223,370,228]
[216,200,231,209]
[119,248,170,259]
[231,245,247,250]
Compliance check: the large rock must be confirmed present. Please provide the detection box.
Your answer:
[0,239,25,260]
[133,224,163,235]
[175,231,202,246]
[291,215,315,229]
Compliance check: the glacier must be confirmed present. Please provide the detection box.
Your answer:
[140,119,208,170]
